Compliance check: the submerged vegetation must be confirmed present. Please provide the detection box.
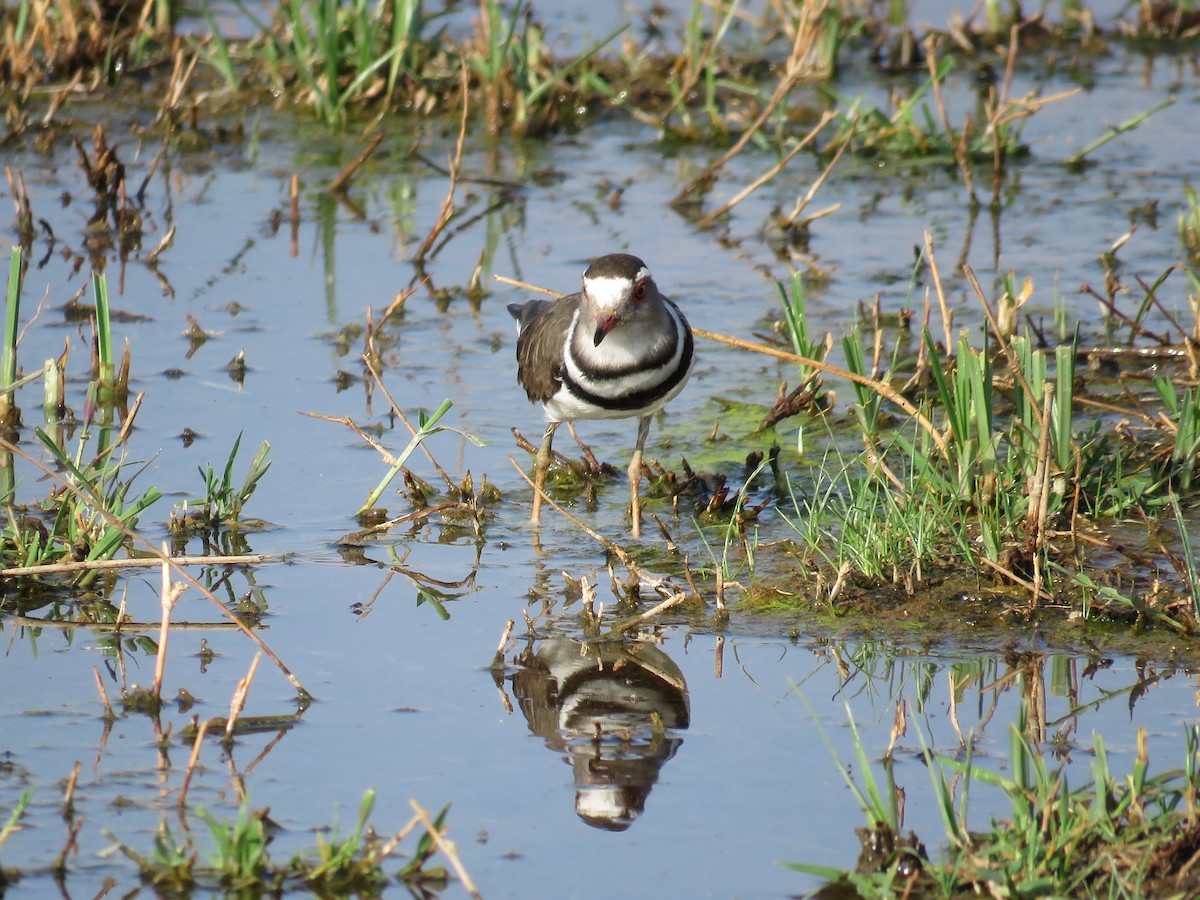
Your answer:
[2,0,1200,896]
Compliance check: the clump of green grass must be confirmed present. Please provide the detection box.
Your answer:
[168,432,272,550]
[0,427,162,582]
[106,794,460,895]
[771,245,1200,625]
[792,701,1200,898]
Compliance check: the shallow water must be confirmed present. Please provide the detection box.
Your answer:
[2,2,1200,897]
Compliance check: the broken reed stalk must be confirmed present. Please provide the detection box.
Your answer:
[695,327,951,459]
[781,132,849,227]
[507,456,641,574]
[290,173,300,258]
[509,457,704,629]
[375,811,423,859]
[328,131,385,193]
[412,65,468,269]
[491,619,515,667]
[979,555,1053,603]
[609,588,692,634]
[62,761,82,818]
[225,651,262,740]
[409,800,481,900]
[153,546,188,701]
[493,273,559,298]
[923,230,954,353]
[362,353,458,486]
[178,717,211,807]
[92,666,114,718]
[924,35,977,205]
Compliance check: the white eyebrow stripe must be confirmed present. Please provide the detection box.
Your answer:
[583,268,652,309]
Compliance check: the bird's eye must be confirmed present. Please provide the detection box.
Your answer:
[633,281,648,302]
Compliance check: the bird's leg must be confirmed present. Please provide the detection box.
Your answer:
[628,415,652,538]
[532,421,559,526]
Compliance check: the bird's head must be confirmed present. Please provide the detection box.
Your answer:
[581,254,660,347]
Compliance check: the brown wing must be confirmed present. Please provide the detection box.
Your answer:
[511,293,580,404]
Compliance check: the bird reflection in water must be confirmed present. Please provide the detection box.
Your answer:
[511,637,690,831]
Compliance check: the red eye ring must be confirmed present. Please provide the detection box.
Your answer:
[632,281,648,302]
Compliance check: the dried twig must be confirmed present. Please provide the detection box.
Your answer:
[696,110,836,225]
[178,718,210,807]
[225,652,262,740]
[328,132,385,193]
[412,66,469,269]
[92,666,113,718]
[695,327,949,458]
[670,3,829,207]
[410,800,481,900]
[2,552,276,578]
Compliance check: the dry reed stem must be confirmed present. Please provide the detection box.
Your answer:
[714,634,724,679]
[888,699,909,757]
[608,589,691,635]
[0,438,308,697]
[963,264,1040,412]
[328,132,385,193]
[337,502,466,544]
[978,555,1055,603]
[153,546,188,700]
[363,355,457,488]
[493,273,559,298]
[782,131,849,226]
[289,173,300,258]
[1,552,275,578]
[376,812,423,859]
[410,800,481,900]
[225,652,262,740]
[670,3,828,206]
[924,35,977,204]
[923,230,954,353]
[12,616,254,633]
[828,559,851,604]
[92,666,113,717]
[507,457,638,572]
[412,65,468,268]
[61,759,82,818]
[695,327,950,459]
[696,110,837,225]
[140,223,176,264]
[493,619,515,665]
[178,717,211,807]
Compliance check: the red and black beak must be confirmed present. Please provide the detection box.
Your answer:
[593,315,618,346]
